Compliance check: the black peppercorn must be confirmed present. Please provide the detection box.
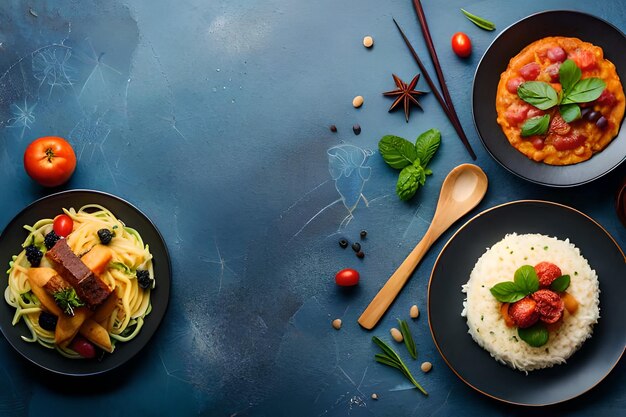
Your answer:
[356,251,365,259]
[360,230,367,238]
[330,124,337,132]
[352,124,361,135]
[351,242,361,252]
[339,238,349,248]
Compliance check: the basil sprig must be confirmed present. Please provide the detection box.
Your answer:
[518,323,549,347]
[378,128,441,201]
[521,115,550,137]
[517,59,606,132]
[489,265,539,303]
[550,274,570,292]
[517,82,559,110]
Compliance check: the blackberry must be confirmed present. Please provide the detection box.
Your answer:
[97,229,114,245]
[38,311,58,331]
[44,231,61,250]
[25,245,43,266]
[136,269,152,289]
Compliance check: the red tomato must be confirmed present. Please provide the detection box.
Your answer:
[451,32,472,58]
[23,136,76,187]
[335,268,360,287]
[571,49,597,71]
[546,47,566,63]
[506,77,524,94]
[70,335,96,358]
[519,62,541,81]
[534,262,562,287]
[53,214,74,237]
[551,132,586,151]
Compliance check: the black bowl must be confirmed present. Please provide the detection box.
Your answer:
[472,10,626,187]
[428,200,625,405]
[0,190,171,376]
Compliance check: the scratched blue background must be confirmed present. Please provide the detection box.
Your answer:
[0,0,624,416]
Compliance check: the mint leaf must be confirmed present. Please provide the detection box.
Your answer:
[378,135,417,169]
[514,265,539,294]
[520,114,550,137]
[517,81,559,110]
[518,323,549,347]
[415,128,441,167]
[550,275,571,292]
[489,282,526,303]
[559,104,581,123]
[558,59,581,93]
[562,77,606,104]
[396,164,425,200]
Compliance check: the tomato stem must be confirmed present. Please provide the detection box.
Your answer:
[45,147,55,162]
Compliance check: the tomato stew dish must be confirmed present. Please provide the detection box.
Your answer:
[496,36,625,165]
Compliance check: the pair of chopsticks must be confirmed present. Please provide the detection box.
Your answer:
[392,0,477,160]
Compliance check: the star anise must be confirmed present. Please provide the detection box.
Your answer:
[382,74,427,122]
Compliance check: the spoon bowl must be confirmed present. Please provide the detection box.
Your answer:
[358,164,488,329]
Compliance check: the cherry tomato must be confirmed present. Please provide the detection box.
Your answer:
[335,268,360,287]
[23,136,76,187]
[451,32,472,58]
[70,335,96,358]
[53,214,74,237]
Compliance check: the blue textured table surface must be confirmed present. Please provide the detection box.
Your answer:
[0,0,624,416]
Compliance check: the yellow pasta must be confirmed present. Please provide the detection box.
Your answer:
[4,204,154,358]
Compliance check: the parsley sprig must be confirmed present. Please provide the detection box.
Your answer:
[53,288,84,316]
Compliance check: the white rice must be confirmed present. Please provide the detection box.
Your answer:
[461,233,600,372]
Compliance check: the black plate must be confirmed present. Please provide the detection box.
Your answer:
[472,10,626,187]
[0,190,171,376]
[428,200,625,405]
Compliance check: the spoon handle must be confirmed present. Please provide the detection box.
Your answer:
[358,228,438,329]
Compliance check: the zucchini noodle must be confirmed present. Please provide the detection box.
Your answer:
[5,204,154,358]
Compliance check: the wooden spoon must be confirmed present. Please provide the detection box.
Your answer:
[358,164,488,329]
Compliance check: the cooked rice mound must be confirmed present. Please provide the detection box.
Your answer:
[461,233,600,372]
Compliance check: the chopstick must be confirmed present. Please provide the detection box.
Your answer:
[408,0,477,160]
[392,19,476,160]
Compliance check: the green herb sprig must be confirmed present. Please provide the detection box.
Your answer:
[489,265,539,303]
[518,59,606,136]
[460,8,495,31]
[53,288,84,316]
[397,318,417,359]
[378,128,441,201]
[373,336,427,395]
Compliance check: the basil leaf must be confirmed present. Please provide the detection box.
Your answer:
[520,114,550,137]
[518,323,549,347]
[517,81,559,110]
[562,77,606,104]
[396,164,425,200]
[559,104,581,123]
[550,275,571,292]
[414,128,441,167]
[558,59,581,93]
[514,265,539,294]
[489,282,526,303]
[378,135,417,169]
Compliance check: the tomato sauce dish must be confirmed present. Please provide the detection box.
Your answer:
[472,11,626,186]
[495,37,625,165]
